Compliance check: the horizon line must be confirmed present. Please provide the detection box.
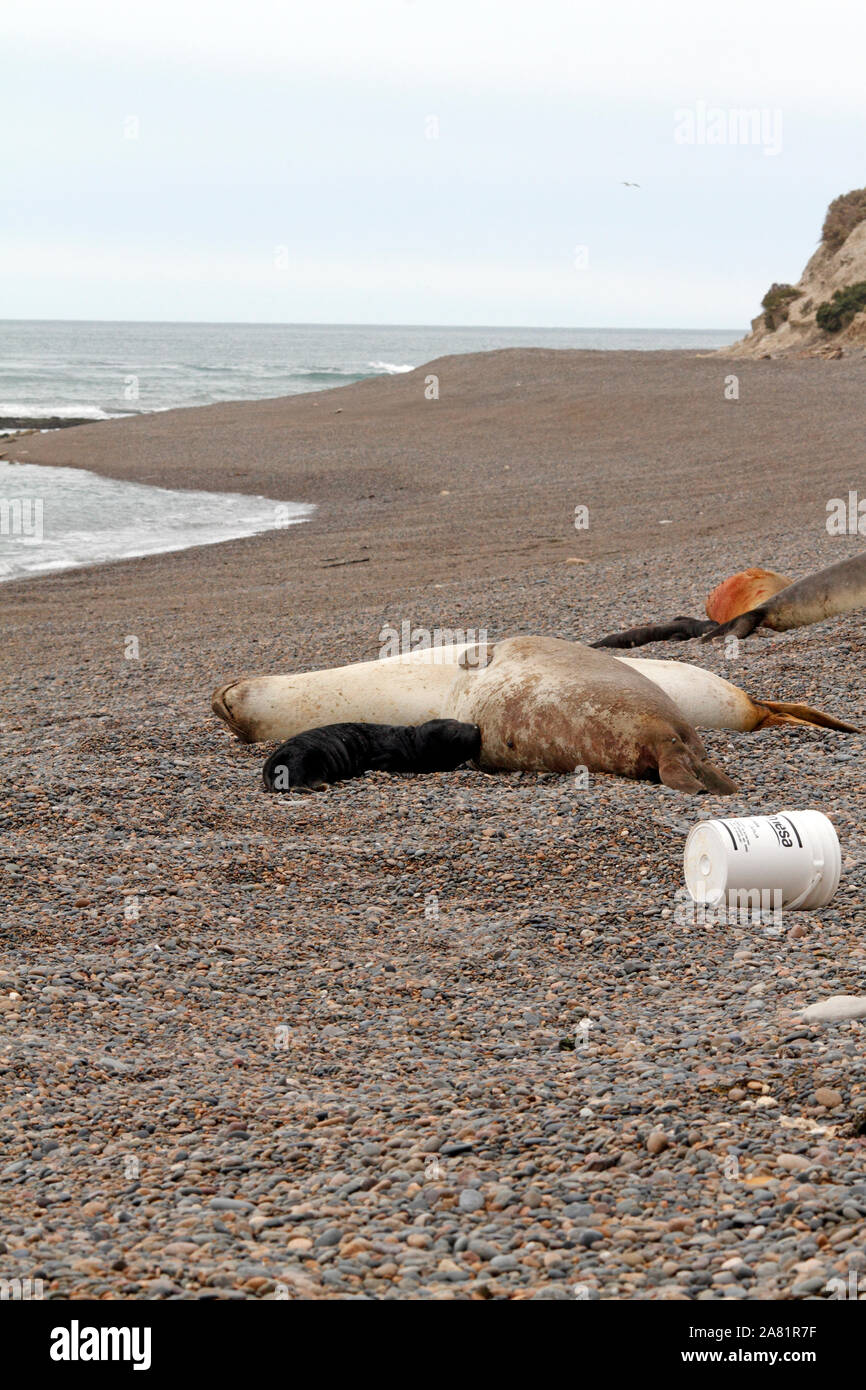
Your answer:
[0,317,743,332]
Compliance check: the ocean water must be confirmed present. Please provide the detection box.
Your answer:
[0,321,740,422]
[0,320,738,583]
[0,461,312,583]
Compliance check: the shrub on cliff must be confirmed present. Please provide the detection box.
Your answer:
[821,189,866,253]
[761,283,802,329]
[815,281,866,332]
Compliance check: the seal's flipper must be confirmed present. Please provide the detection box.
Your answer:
[701,607,767,642]
[655,753,706,794]
[592,617,714,649]
[657,742,738,795]
[694,759,739,795]
[752,700,861,733]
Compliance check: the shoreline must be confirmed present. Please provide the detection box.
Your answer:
[1,347,864,620]
[0,457,313,588]
[0,415,119,433]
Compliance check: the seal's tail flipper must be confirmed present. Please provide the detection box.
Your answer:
[700,607,766,643]
[657,743,738,795]
[753,700,861,733]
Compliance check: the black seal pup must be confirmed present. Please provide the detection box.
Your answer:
[262,718,481,792]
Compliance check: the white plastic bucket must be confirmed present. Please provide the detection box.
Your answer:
[684,809,841,912]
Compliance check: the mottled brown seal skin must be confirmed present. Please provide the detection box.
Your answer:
[704,567,791,623]
[447,635,738,794]
[703,552,866,641]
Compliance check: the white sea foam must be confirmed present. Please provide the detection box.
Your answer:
[0,460,314,583]
[290,366,359,377]
[0,403,130,420]
[367,361,414,373]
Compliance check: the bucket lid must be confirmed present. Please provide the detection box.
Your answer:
[683,822,727,906]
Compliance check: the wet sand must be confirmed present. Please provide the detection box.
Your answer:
[2,349,866,1301]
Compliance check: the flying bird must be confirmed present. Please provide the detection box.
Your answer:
[621,181,641,188]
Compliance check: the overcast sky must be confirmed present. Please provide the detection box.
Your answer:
[2,0,864,327]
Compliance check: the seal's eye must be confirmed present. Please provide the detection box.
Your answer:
[506,737,515,749]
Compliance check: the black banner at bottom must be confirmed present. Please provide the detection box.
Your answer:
[5,1294,859,1376]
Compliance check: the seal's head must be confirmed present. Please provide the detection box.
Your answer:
[409,719,482,772]
[211,680,252,742]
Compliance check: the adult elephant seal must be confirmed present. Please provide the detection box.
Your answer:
[445,635,738,793]
[703,552,866,641]
[262,718,481,792]
[213,639,857,746]
[592,566,791,648]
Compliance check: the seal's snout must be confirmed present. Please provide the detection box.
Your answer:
[211,681,250,741]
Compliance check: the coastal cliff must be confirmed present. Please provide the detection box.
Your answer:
[719,188,866,358]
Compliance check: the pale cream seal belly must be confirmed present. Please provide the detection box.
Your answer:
[211,643,475,743]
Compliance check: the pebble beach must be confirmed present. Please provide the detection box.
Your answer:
[2,348,865,1301]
